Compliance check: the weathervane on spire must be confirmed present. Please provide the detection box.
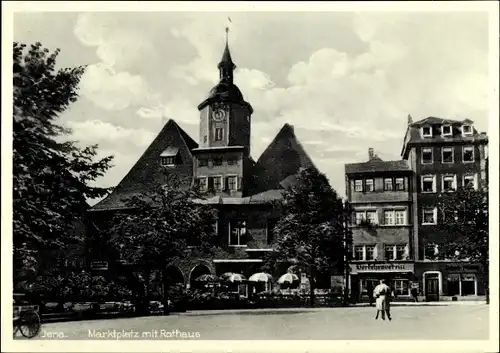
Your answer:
[225,17,232,44]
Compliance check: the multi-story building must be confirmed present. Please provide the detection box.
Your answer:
[401,116,488,301]
[345,148,415,302]
[87,32,335,291]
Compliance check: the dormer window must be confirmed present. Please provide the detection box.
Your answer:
[160,147,179,166]
[421,126,432,138]
[441,125,452,137]
[462,125,473,136]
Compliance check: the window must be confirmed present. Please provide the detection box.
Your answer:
[226,176,238,190]
[392,279,409,296]
[421,175,435,193]
[395,210,406,225]
[463,174,477,190]
[396,245,406,260]
[385,245,396,260]
[197,177,208,191]
[422,207,437,225]
[365,245,376,260]
[227,158,238,165]
[354,246,364,261]
[442,175,456,192]
[447,274,460,296]
[395,178,405,191]
[213,157,223,166]
[213,176,223,191]
[198,158,208,167]
[442,147,454,163]
[365,179,374,192]
[266,219,278,245]
[229,220,247,246]
[354,180,363,192]
[424,243,439,260]
[366,211,378,224]
[384,178,393,191]
[421,148,433,164]
[441,125,452,137]
[462,146,474,163]
[385,244,408,260]
[421,126,432,138]
[354,210,377,225]
[353,245,377,261]
[161,156,176,166]
[384,210,394,225]
[462,125,473,136]
[215,128,223,141]
[461,274,476,296]
[355,212,365,225]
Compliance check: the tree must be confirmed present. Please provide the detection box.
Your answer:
[436,184,489,303]
[106,172,217,313]
[13,42,114,286]
[267,167,347,306]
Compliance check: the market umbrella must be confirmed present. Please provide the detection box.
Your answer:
[248,272,273,283]
[225,273,247,283]
[220,272,235,280]
[195,274,219,282]
[277,273,299,284]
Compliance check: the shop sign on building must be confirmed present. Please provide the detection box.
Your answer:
[350,263,414,274]
[445,263,480,272]
[91,261,108,271]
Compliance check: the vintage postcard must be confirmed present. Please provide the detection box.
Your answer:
[2,1,499,352]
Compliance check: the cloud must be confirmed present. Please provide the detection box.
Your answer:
[25,11,488,198]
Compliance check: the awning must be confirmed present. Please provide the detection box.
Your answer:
[160,147,179,157]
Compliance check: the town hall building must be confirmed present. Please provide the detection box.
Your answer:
[88,31,329,291]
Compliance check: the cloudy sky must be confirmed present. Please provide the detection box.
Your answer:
[13,9,491,202]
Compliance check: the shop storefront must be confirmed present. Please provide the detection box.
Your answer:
[415,262,485,301]
[349,262,415,302]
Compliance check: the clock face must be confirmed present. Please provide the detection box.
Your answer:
[212,109,227,121]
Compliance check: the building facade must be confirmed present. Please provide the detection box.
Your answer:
[401,116,488,301]
[345,148,415,302]
[87,33,332,291]
[345,116,488,302]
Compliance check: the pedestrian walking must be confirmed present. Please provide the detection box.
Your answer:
[411,287,419,302]
[373,279,392,321]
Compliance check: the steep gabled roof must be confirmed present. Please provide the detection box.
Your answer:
[90,119,197,211]
[250,124,316,194]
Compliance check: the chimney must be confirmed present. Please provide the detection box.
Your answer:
[407,114,413,124]
[368,148,374,160]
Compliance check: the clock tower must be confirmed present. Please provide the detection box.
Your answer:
[192,28,254,198]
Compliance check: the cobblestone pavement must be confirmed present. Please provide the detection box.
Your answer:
[21,304,489,340]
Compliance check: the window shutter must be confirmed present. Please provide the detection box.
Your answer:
[404,244,410,259]
[373,245,378,260]
[432,175,437,192]
[238,177,243,191]
[433,207,438,224]
[453,175,457,191]
[474,173,478,190]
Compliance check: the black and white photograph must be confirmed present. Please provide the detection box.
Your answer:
[2,1,499,352]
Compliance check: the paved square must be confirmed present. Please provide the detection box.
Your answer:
[30,305,488,340]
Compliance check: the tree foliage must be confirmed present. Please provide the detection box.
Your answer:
[107,173,217,271]
[13,42,114,282]
[437,184,489,301]
[436,185,488,265]
[267,167,347,305]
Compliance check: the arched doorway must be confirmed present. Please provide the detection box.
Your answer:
[164,266,185,286]
[189,264,212,290]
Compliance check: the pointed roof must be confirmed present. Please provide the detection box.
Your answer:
[218,27,236,70]
[90,119,198,211]
[250,124,316,194]
[218,42,236,70]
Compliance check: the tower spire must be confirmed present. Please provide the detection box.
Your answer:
[218,24,236,83]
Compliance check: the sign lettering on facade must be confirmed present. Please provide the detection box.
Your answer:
[91,261,108,270]
[349,263,414,274]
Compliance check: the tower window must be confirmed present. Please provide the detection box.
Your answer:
[161,156,176,166]
[215,128,223,141]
